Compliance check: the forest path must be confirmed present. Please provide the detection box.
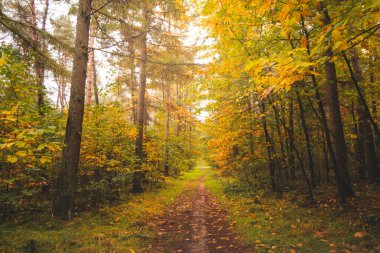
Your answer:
[148,164,247,253]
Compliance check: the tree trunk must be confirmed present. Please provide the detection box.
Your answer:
[288,98,296,179]
[176,82,182,137]
[247,98,254,155]
[345,50,378,182]
[324,50,354,201]
[85,24,96,106]
[132,0,148,193]
[53,0,92,219]
[269,96,286,180]
[30,0,47,115]
[260,102,276,191]
[300,13,343,192]
[321,7,354,202]
[92,61,99,105]
[296,90,317,188]
[129,41,137,124]
[164,80,170,176]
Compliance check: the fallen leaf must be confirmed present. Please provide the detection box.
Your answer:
[354,231,364,238]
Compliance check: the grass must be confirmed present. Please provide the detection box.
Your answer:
[205,170,380,253]
[0,167,206,253]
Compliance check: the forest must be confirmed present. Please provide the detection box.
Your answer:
[0,0,379,252]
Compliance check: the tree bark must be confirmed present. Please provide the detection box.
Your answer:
[92,60,99,105]
[288,98,296,179]
[53,0,92,219]
[300,14,339,188]
[132,0,148,193]
[345,49,378,182]
[247,98,254,155]
[129,41,137,124]
[85,24,96,106]
[260,102,276,191]
[164,80,170,176]
[321,7,354,202]
[30,0,48,115]
[296,90,317,188]
[268,96,286,181]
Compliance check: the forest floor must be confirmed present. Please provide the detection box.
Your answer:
[1,161,380,252]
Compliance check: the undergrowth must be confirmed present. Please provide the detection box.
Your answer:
[0,167,205,252]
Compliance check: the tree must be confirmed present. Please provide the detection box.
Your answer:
[132,0,149,193]
[53,0,92,219]
[321,6,354,201]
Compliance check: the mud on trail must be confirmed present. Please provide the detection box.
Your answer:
[148,175,248,253]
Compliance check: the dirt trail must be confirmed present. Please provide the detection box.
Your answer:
[149,174,247,253]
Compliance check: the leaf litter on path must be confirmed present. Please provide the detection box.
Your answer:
[148,176,248,253]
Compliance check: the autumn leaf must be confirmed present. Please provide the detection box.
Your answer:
[7,156,18,163]
[354,231,364,238]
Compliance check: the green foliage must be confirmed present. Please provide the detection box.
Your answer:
[0,45,64,216]
[78,104,137,206]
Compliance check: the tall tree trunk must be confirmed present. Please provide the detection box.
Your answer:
[324,51,354,201]
[356,115,366,179]
[369,56,379,174]
[342,53,380,140]
[269,96,286,179]
[321,7,354,201]
[176,82,182,137]
[132,0,148,193]
[53,0,92,219]
[92,61,99,105]
[164,80,170,176]
[30,0,47,115]
[85,24,96,106]
[296,90,317,188]
[247,98,254,155]
[300,13,344,194]
[260,102,276,191]
[129,41,137,124]
[321,131,330,182]
[344,50,378,181]
[288,98,296,179]
[58,54,68,110]
[55,73,61,110]
[188,107,193,170]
